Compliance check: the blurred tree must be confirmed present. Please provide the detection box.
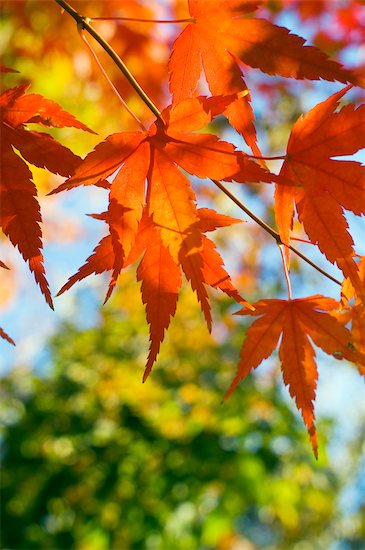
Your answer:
[1,276,363,550]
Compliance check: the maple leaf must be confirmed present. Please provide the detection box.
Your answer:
[52,95,272,264]
[0,84,93,307]
[169,0,359,155]
[225,296,365,457]
[53,96,271,374]
[274,86,365,298]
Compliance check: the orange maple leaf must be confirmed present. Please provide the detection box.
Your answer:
[53,94,272,267]
[0,84,93,307]
[274,85,365,299]
[53,95,273,374]
[169,0,358,154]
[225,295,365,457]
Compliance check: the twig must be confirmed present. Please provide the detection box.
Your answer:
[79,29,146,130]
[90,17,194,24]
[211,180,342,286]
[55,0,162,119]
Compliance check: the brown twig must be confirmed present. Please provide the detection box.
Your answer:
[55,0,162,119]
[212,180,342,286]
[79,28,146,130]
[90,17,194,24]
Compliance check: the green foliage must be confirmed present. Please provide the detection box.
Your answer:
[1,279,359,550]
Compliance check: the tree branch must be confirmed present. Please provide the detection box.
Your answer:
[211,180,342,287]
[55,0,162,119]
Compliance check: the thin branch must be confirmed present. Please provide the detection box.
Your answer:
[246,154,286,161]
[212,179,281,242]
[211,180,342,287]
[290,237,315,245]
[79,29,146,130]
[55,0,162,119]
[90,17,194,24]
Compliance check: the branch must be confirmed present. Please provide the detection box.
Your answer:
[90,17,194,24]
[79,29,146,130]
[55,0,162,119]
[211,180,342,287]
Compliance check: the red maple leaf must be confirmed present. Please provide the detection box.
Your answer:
[52,94,272,279]
[51,95,277,373]
[225,296,365,457]
[274,85,365,299]
[169,0,359,155]
[0,84,93,307]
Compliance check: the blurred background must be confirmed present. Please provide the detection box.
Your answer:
[1,1,365,548]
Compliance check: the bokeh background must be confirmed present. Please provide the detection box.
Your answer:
[1,1,365,548]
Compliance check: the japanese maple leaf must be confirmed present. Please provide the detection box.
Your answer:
[52,94,272,271]
[0,84,93,307]
[53,95,271,375]
[169,0,359,155]
[274,85,365,299]
[225,296,365,457]
[57,206,251,380]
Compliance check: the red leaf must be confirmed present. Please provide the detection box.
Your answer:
[1,84,94,132]
[169,1,359,153]
[0,84,93,305]
[275,86,365,299]
[226,296,365,456]
[55,96,267,374]
[0,142,53,308]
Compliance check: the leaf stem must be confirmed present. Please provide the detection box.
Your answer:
[290,237,315,245]
[79,29,146,130]
[55,0,162,119]
[279,244,293,299]
[246,154,286,161]
[90,17,194,24]
[211,179,342,287]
